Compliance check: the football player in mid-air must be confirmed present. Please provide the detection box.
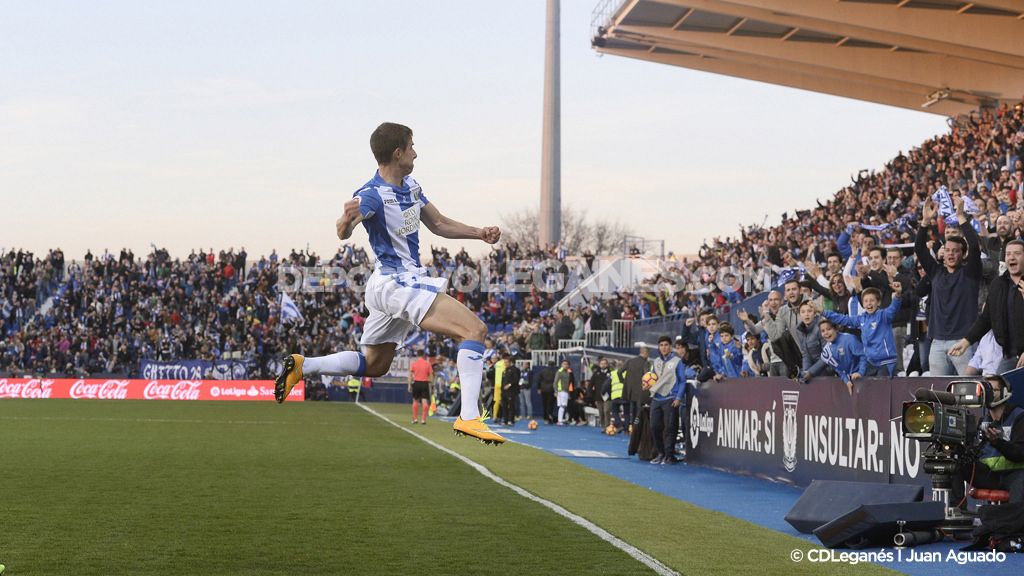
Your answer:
[274,122,504,445]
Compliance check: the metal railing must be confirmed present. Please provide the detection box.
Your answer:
[612,319,633,348]
[591,0,622,38]
[585,330,613,348]
[558,339,585,350]
[531,349,559,368]
[622,235,665,259]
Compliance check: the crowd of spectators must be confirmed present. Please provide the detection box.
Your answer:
[683,102,1024,384]
[0,241,628,377]
[0,246,366,377]
[3,101,1023,385]
[1,249,64,334]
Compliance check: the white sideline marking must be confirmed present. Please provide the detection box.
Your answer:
[357,403,680,576]
[551,449,628,459]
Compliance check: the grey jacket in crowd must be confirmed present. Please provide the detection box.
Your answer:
[793,317,825,371]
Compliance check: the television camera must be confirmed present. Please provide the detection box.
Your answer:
[901,379,998,535]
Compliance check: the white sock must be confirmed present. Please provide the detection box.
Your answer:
[302,351,365,376]
[558,406,566,423]
[457,340,485,420]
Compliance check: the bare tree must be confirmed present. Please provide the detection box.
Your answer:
[499,206,632,255]
[591,218,631,255]
[499,209,539,249]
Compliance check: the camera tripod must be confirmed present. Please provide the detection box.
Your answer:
[893,471,976,548]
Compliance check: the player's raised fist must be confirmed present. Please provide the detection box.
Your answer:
[481,226,501,244]
[337,198,362,240]
[343,197,361,221]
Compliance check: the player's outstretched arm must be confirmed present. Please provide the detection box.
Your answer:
[336,198,363,241]
[421,203,500,244]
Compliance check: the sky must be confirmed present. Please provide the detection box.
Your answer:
[0,0,949,262]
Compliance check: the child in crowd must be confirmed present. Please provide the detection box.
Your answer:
[741,332,764,377]
[821,283,903,377]
[812,317,867,394]
[699,313,722,368]
[794,301,824,374]
[712,322,743,380]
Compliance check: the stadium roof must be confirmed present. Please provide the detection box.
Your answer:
[591,0,1024,116]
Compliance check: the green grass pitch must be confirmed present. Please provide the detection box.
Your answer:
[0,400,896,575]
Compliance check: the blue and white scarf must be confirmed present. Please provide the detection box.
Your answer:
[775,265,805,288]
[932,185,980,226]
[858,214,917,233]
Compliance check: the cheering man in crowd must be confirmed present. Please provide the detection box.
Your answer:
[915,196,982,375]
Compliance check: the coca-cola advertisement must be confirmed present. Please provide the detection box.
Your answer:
[0,378,56,399]
[0,378,303,402]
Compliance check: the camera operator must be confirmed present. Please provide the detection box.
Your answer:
[958,374,1024,505]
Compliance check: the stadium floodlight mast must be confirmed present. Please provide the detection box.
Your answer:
[539,0,561,249]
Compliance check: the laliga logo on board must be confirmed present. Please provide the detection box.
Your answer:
[144,380,202,400]
[782,390,800,472]
[211,386,247,398]
[70,380,130,400]
[0,378,55,399]
[688,396,715,449]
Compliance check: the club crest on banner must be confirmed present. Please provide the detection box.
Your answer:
[782,390,800,472]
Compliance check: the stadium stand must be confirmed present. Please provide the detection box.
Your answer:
[2,101,1022,386]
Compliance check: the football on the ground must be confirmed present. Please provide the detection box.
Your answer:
[527,420,538,430]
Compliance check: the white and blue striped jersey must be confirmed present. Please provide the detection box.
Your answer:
[354,172,430,275]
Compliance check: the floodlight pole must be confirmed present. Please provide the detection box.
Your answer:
[539,0,561,249]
